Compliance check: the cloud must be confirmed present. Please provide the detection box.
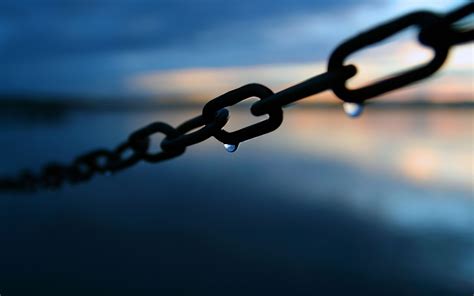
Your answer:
[129,41,474,103]
[0,0,381,60]
[0,0,470,97]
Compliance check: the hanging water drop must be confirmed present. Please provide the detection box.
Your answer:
[224,143,238,153]
[343,102,364,118]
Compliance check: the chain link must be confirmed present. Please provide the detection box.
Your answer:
[1,3,472,192]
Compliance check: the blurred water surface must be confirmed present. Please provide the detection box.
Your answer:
[0,107,473,295]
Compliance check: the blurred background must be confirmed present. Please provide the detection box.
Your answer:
[0,0,473,295]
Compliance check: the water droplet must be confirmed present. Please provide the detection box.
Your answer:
[343,102,364,118]
[224,143,238,153]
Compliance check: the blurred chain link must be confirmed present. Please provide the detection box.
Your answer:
[1,3,472,192]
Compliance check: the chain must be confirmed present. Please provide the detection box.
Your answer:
[1,3,472,192]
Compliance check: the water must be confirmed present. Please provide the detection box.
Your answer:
[223,143,238,153]
[343,102,364,117]
[0,107,472,295]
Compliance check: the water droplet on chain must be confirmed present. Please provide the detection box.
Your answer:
[224,143,238,153]
[343,102,364,118]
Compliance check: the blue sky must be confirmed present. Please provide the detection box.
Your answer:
[0,0,470,99]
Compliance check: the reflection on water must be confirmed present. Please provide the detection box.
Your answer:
[279,108,473,189]
[0,107,472,295]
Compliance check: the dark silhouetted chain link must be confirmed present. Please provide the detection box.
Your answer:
[1,3,472,192]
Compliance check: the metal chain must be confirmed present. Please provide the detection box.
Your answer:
[1,3,472,192]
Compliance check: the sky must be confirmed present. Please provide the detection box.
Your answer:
[0,0,472,102]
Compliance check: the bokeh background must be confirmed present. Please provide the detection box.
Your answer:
[0,0,473,295]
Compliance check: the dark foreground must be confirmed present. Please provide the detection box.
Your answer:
[0,108,472,295]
